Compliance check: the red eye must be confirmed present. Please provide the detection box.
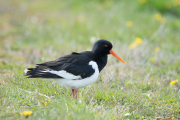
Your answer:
[104,44,108,47]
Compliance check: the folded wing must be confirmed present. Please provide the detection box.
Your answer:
[25,52,95,80]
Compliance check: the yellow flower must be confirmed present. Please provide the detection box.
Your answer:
[154,13,166,24]
[129,37,143,49]
[135,37,142,44]
[154,47,160,52]
[44,102,47,106]
[41,101,47,106]
[20,111,32,116]
[139,0,147,4]
[164,116,173,120]
[173,0,180,6]
[149,56,155,63]
[103,0,113,8]
[154,13,162,21]
[129,42,138,49]
[170,80,178,85]
[126,21,133,27]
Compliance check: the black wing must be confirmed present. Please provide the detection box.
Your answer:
[25,52,95,79]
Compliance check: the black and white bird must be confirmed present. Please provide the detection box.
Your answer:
[25,39,126,99]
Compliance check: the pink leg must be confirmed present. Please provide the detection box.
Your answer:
[72,89,78,99]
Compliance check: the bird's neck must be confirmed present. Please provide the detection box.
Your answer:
[93,52,108,72]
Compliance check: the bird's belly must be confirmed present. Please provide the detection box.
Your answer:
[53,71,99,89]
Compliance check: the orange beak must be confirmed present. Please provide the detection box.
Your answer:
[110,50,127,64]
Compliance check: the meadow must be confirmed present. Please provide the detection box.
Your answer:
[0,0,180,119]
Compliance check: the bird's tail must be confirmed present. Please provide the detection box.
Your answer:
[24,67,62,78]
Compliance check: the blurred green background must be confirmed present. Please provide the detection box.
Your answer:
[0,0,180,119]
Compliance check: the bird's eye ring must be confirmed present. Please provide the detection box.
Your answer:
[104,44,108,47]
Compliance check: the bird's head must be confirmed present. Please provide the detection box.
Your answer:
[92,39,126,64]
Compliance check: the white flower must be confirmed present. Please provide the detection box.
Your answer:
[125,113,130,116]
[90,36,96,43]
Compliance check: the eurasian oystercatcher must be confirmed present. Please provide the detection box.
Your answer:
[25,39,126,99]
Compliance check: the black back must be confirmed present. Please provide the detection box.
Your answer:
[26,39,113,79]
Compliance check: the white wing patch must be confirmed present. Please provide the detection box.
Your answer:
[52,61,100,89]
[24,68,28,75]
[45,69,82,80]
[89,61,98,70]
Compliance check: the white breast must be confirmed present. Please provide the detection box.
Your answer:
[52,61,99,89]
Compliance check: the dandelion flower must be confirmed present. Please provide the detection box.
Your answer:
[164,116,173,120]
[126,21,133,27]
[154,47,160,52]
[20,111,32,116]
[41,101,47,106]
[103,0,113,8]
[149,56,155,63]
[44,102,47,106]
[154,13,166,24]
[173,0,180,6]
[170,80,178,85]
[129,42,138,49]
[139,0,147,4]
[129,37,143,49]
[135,37,142,44]
[154,13,162,21]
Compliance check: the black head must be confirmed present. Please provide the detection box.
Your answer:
[92,39,127,64]
[92,39,113,55]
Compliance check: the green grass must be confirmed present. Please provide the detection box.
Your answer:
[0,0,180,119]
